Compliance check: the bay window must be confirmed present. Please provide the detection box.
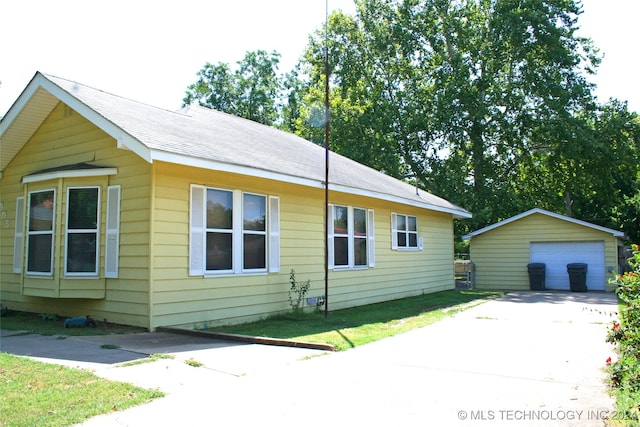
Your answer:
[14,164,120,296]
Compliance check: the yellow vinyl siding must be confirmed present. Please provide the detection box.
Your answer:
[0,102,151,327]
[149,162,455,329]
[1,102,458,331]
[470,212,620,290]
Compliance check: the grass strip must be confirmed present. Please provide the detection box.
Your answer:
[210,290,502,351]
[0,353,164,427]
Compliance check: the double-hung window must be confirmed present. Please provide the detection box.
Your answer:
[65,187,100,276]
[27,190,56,275]
[190,185,279,276]
[391,213,422,250]
[329,205,375,269]
[242,193,267,270]
[206,189,234,272]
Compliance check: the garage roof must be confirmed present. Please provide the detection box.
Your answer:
[463,208,625,240]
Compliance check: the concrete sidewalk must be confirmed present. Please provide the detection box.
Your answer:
[1,291,619,426]
[0,329,326,379]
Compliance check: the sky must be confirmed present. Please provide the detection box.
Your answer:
[1,0,638,117]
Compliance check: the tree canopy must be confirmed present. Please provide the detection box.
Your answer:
[183,50,282,126]
[183,0,640,243]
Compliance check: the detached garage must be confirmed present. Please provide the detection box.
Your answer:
[464,208,626,292]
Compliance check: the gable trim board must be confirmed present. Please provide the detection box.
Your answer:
[464,208,625,240]
[0,72,469,330]
[464,209,625,292]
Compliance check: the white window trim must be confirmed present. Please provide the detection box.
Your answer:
[391,212,422,251]
[329,204,374,270]
[352,207,368,268]
[367,209,375,267]
[64,186,101,277]
[189,185,206,276]
[207,187,236,275]
[190,185,278,277]
[26,189,56,276]
[240,191,268,274]
[333,205,350,269]
[105,185,121,278]
[268,196,280,273]
[13,197,25,273]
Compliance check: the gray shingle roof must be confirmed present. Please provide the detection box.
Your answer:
[1,72,471,218]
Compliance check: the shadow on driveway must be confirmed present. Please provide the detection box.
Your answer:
[0,330,246,366]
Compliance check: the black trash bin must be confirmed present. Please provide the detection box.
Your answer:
[567,263,588,292]
[527,263,546,290]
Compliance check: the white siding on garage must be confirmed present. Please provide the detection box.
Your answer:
[530,241,606,291]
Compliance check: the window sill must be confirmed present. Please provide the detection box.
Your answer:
[331,266,369,271]
[203,271,269,278]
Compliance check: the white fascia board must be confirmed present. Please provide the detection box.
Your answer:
[0,76,44,136]
[534,208,626,238]
[22,168,118,184]
[465,208,625,239]
[329,183,472,218]
[39,77,152,163]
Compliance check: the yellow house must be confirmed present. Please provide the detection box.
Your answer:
[464,209,626,292]
[0,72,471,330]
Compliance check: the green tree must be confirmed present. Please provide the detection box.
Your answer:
[584,101,640,241]
[184,50,282,126]
[516,99,640,241]
[299,0,603,234]
[298,7,431,179]
[183,62,235,112]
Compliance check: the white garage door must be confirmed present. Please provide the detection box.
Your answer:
[530,241,606,291]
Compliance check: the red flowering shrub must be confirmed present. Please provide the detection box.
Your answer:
[607,244,640,420]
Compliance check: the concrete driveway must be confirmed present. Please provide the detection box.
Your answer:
[1,291,618,426]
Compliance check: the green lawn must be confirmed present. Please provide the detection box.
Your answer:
[0,353,163,427]
[210,290,503,351]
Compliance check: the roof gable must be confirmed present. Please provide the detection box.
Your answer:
[463,208,625,239]
[1,72,471,218]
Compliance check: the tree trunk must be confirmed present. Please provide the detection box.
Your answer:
[470,121,485,195]
[564,189,573,217]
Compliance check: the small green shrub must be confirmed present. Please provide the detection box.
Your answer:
[185,358,203,367]
[607,244,640,422]
[288,269,310,317]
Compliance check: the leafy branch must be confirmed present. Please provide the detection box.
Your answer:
[288,269,311,317]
